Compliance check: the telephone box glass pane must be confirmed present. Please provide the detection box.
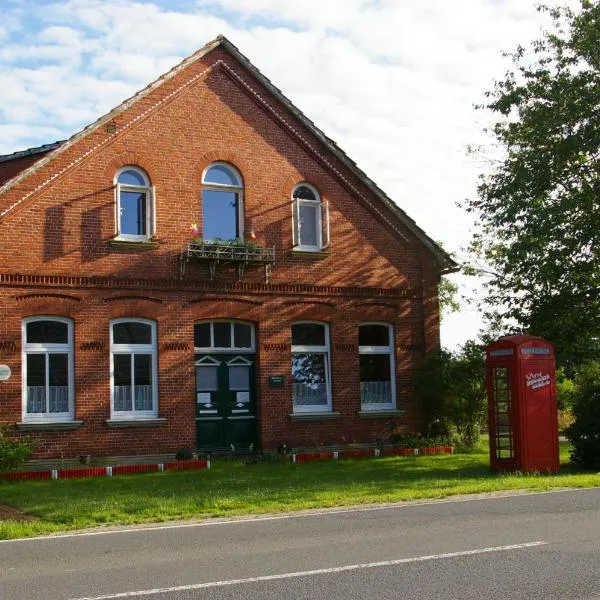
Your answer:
[493,366,514,460]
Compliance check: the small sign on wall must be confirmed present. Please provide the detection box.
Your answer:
[0,365,11,381]
[269,375,285,388]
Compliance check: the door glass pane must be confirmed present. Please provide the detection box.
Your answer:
[202,190,238,241]
[196,365,218,391]
[229,366,249,391]
[360,354,392,405]
[113,322,151,345]
[292,353,327,407]
[113,354,132,411]
[194,323,211,348]
[26,353,46,413]
[49,353,69,413]
[299,202,318,247]
[292,323,325,346]
[213,322,231,347]
[27,320,68,344]
[120,190,147,236]
[233,323,252,348]
[359,325,389,347]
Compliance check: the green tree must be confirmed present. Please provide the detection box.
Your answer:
[466,1,600,367]
[565,361,600,468]
[414,341,486,450]
[439,276,460,319]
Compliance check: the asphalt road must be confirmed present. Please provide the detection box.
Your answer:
[1,488,599,600]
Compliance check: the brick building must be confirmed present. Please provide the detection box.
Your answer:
[0,36,455,459]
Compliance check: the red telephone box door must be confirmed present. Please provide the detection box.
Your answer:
[490,365,515,466]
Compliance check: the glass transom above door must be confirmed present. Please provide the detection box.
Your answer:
[194,321,254,352]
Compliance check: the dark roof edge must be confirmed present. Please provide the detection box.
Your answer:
[0,141,65,164]
[217,36,457,272]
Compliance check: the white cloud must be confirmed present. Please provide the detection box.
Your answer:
[0,0,578,347]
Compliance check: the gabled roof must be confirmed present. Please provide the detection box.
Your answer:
[0,35,457,273]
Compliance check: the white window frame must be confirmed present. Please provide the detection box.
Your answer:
[114,166,155,241]
[291,321,332,413]
[22,316,75,422]
[291,183,330,252]
[110,318,158,420]
[359,322,396,411]
[194,320,255,353]
[201,162,244,242]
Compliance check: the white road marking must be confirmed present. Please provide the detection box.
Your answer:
[68,541,548,600]
[0,487,593,545]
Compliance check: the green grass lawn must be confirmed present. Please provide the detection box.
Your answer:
[0,442,598,540]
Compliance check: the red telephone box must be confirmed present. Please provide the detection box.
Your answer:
[486,336,559,473]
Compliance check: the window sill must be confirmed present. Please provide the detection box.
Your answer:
[16,420,83,431]
[290,249,330,259]
[289,411,342,422]
[357,409,404,419]
[105,418,167,428]
[108,238,159,251]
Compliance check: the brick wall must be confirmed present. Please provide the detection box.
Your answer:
[0,44,441,458]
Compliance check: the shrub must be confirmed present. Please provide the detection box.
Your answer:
[414,341,486,451]
[175,447,194,461]
[0,426,35,472]
[565,362,600,469]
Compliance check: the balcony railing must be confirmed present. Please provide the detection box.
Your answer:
[182,241,275,281]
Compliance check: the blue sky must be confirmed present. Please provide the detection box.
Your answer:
[0,0,574,347]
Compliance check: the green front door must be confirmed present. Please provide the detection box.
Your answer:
[195,353,257,452]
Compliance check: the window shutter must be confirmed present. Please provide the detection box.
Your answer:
[149,185,156,237]
[321,200,330,249]
[115,182,122,236]
[292,197,300,247]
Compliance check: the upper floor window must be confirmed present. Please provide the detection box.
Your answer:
[110,319,158,419]
[359,323,395,411]
[22,317,74,422]
[291,322,331,412]
[202,163,244,242]
[115,167,155,240]
[292,183,329,251]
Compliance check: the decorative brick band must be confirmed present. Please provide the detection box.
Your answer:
[0,272,412,298]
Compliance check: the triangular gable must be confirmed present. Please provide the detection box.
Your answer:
[0,35,456,273]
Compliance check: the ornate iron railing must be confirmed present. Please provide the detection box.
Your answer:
[182,241,275,281]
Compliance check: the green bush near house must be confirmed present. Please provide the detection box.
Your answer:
[0,426,36,472]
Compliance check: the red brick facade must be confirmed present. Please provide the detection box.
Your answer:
[0,37,453,459]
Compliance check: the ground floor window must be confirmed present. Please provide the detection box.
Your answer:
[110,319,157,419]
[22,317,74,421]
[359,323,395,410]
[291,322,331,412]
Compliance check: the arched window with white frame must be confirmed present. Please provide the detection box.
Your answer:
[22,317,74,422]
[110,318,158,419]
[201,162,244,242]
[292,183,329,251]
[291,322,332,412]
[115,166,155,240]
[359,323,395,410]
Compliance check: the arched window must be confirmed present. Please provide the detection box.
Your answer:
[110,319,158,419]
[359,323,395,410]
[291,322,331,412]
[115,167,154,240]
[22,317,74,422]
[201,163,243,241]
[292,183,329,251]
